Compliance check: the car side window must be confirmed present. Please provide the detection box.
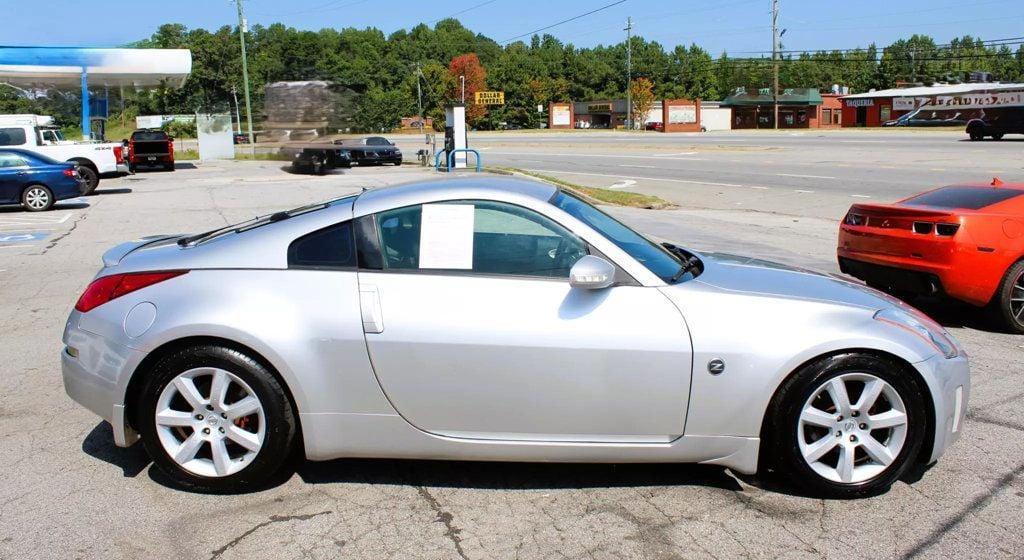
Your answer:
[0,153,26,168]
[287,221,356,269]
[375,201,587,278]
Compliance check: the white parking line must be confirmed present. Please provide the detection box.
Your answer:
[851,194,871,198]
[609,180,637,189]
[776,173,836,179]
[619,164,660,169]
[794,189,815,193]
[652,152,697,157]
[521,168,772,190]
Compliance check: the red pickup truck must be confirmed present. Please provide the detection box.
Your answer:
[128,129,175,171]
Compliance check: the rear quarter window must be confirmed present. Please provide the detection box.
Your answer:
[903,187,1024,210]
[287,221,356,269]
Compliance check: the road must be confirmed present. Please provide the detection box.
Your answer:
[0,152,1022,559]
[445,129,1024,220]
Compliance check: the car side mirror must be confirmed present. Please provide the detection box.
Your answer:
[569,255,616,290]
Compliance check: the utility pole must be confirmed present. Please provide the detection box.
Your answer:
[415,64,424,134]
[624,16,633,130]
[460,75,466,104]
[771,0,779,130]
[234,0,255,144]
[231,86,241,134]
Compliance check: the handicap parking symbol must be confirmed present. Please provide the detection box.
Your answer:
[0,232,49,244]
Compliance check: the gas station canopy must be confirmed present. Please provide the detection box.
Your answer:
[0,46,191,88]
[0,46,192,138]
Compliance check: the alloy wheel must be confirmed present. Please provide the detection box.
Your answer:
[25,187,50,210]
[1010,270,1024,325]
[797,373,908,484]
[154,367,265,477]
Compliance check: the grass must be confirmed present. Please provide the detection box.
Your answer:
[176,149,199,161]
[490,167,673,210]
[233,151,293,161]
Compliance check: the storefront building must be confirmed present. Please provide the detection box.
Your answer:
[720,88,831,129]
[840,83,1024,127]
[548,99,705,131]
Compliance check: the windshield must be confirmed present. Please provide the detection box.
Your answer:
[551,191,687,282]
[133,131,168,141]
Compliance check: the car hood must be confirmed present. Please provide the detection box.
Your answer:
[690,252,900,311]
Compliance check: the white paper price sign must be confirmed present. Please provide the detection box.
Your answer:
[419,204,475,269]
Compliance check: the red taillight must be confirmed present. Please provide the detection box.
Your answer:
[75,270,187,313]
[113,145,124,164]
[168,140,174,158]
[63,168,75,177]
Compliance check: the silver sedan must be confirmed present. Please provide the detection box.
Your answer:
[62,177,969,497]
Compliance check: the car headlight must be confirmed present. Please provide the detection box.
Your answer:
[874,307,959,359]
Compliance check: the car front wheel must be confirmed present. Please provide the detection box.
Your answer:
[137,345,298,492]
[765,353,926,498]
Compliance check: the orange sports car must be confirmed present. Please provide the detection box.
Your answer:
[838,179,1024,333]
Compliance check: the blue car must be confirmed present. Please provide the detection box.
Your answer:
[0,148,85,211]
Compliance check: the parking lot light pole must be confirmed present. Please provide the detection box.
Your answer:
[624,17,632,130]
[234,0,255,144]
[772,0,779,130]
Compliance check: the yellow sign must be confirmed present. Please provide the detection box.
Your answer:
[474,91,505,105]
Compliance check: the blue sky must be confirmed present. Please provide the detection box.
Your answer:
[9,0,1024,54]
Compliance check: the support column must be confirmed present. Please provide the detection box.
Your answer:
[81,69,91,140]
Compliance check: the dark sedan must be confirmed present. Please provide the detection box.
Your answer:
[332,136,402,166]
[0,148,84,211]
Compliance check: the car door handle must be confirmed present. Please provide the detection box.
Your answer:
[16,171,27,175]
[359,285,384,334]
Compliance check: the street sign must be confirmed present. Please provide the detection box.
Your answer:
[474,91,505,105]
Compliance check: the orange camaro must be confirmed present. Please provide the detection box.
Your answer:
[838,179,1024,332]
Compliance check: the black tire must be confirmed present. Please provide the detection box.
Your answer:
[762,353,926,499]
[77,166,99,195]
[164,163,175,172]
[968,132,982,141]
[992,133,1004,141]
[137,345,298,492]
[990,260,1024,334]
[21,184,54,212]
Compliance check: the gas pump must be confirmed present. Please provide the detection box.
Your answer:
[443,104,467,169]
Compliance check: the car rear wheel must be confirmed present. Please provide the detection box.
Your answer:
[77,166,98,195]
[764,353,925,498]
[968,132,982,141]
[991,260,1024,334]
[22,185,54,212]
[992,133,1004,141]
[137,345,298,492]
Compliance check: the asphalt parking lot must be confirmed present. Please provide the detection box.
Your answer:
[1,131,1022,559]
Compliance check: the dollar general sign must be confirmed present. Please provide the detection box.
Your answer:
[474,91,505,105]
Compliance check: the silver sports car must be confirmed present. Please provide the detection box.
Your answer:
[62,177,969,497]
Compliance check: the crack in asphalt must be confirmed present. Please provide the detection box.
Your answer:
[38,212,87,254]
[416,486,469,560]
[967,411,1024,433]
[208,510,331,560]
[901,462,1024,559]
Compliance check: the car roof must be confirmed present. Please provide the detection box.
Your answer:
[899,183,1024,212]
[353,176,558,217]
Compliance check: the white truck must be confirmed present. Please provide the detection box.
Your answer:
[0,114,128,195]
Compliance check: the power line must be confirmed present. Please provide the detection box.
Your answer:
[500,0,628,44]
[250,0,371,18]
[429,0,502,25]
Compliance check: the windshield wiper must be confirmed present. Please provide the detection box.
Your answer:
[670,255,702,283]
